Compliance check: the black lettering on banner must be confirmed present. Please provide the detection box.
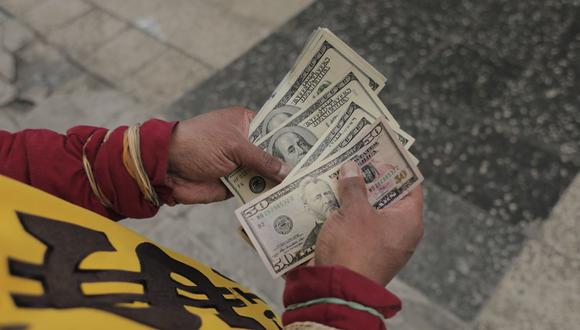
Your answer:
[8,212,279,330]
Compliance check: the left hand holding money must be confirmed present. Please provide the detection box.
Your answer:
[314,161,424,285]
[165,107,291,205]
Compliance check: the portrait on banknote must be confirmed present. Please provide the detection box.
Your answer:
[261,105,300,135]
[298,176,339,253]
[267,126,317,167]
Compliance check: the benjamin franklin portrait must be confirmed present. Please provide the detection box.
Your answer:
[261,105,300,135]
[267,126,317,167]
[298,176,339,254]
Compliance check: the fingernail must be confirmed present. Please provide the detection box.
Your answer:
[277,163,292,179]
[341,161,360,179]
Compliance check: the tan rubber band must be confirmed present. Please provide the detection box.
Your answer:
[82,134,114,209]
[122,125,160,207]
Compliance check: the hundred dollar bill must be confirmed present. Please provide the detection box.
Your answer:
[291,110,420,181]
[222,72,410,204]
[249,28,387,143]
[235,117,424,277]
[286,102,376,179]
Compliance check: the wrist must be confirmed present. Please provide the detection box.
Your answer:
[167,121,182,176]
[138,119,179,206]
[315,253,397,286]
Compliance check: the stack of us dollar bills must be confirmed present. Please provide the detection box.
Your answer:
[222,28,424,278]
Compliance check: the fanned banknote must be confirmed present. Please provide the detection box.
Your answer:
[235,117,423,277]
[222,72,414,204]
[249,28,387,143]
[290,103,420,180]
[285,102,377,180]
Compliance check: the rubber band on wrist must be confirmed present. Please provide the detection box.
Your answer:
[122,125,160,207]
[82,133,114,210]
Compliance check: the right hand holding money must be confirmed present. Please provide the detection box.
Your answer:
[314,161,424,285]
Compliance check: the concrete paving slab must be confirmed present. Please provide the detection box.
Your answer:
[119,48,212,108]
[0,18,35,52]
[0,0,47,17]
[474,175,580,330]
[542,186,580,259]
[0,109,19,131]
[0,6,7,22]
[0,78,15,105]
[47,8,127,60]
[85,28,166,81]
[390,93,579,224]
[387,278,468,330]
[210,0,314,27]
[15,40,85,101]
[50,72,106,96]
[90,0,314,69]
[398,181,526,321]
[0,48,15,81]
[121,202,188,239]
[489,24,580,165]
[19,90,147,132]
[464,0,575,66]
[23,0,92,32]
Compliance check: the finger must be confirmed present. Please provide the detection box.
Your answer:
[379,185,424,222]
[234,142,291,182]
[337,161,370,211]
[389,185,424,211]
[409,185,424,209]
[172,180,229,204]
[239,108,257,135]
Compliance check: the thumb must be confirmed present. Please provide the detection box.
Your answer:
[234,142,291,182]
[166,176,228,204]
[338,161,370,210]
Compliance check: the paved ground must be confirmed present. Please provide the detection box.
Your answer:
[0,1,578,329]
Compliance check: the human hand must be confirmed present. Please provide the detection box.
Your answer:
[314,161,424,285]
[165,107,291,205]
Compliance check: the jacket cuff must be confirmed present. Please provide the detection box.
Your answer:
[75,119,177,220]
[283,265,401,330]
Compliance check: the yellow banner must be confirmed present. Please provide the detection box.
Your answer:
[0,175,281,329]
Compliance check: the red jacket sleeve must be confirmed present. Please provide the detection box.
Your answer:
[283,265,401,330]
[0,119,177,220]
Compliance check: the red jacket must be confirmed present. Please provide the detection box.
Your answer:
[0,119,401,329]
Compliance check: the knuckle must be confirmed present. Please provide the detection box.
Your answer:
[333,209,347,219]
[259,151,274,169]
[230,139,244,150]
[224,142,238,155]
[333,209,354,224]
[339,181,362,197]
[262,152,281,170]
[230,106,246,113]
